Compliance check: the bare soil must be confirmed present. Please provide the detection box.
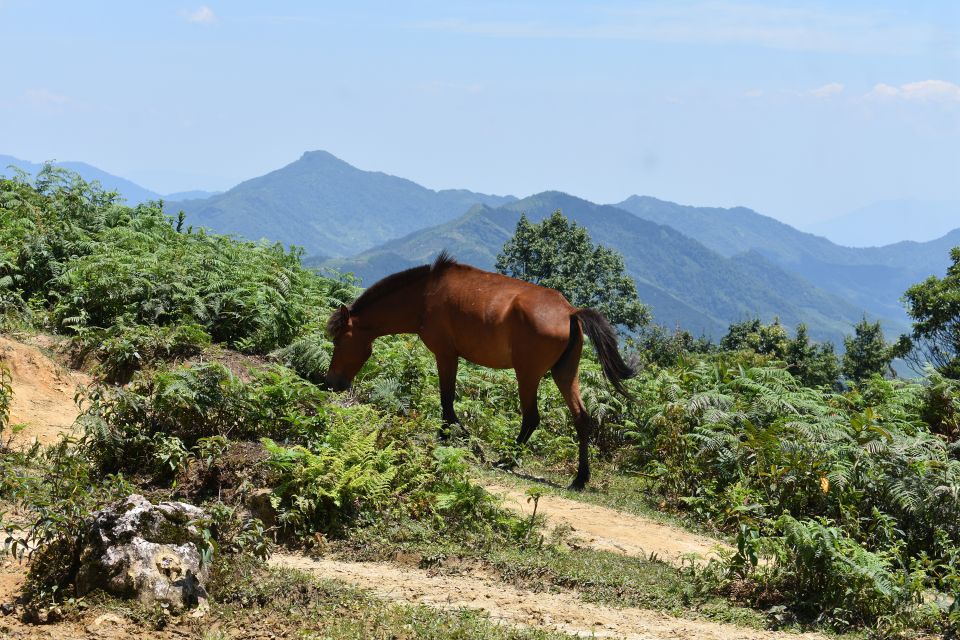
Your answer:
[0,558,25,604]
[271,553,824,640]
[0,610,177,640]
[1,335,90,446]
[484,483,732,564]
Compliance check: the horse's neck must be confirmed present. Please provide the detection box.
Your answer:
[358,279,427,337]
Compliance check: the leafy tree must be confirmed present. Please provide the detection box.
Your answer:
[720,319,839,387]
[842,317,909,382]
[720,318,789,356]
[630,325,713,368]
[903,247,960,377]
[786,324,840,388]
[495,211,649,331]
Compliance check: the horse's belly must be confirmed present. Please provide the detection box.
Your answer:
[459,343,514,369]
[451,326,514,368]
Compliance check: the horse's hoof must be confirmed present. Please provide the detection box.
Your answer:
[493,458,517,471]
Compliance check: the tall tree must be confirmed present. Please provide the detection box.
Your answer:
[842,317,909,381]
[903,247,960,377]
[496,210,649,331]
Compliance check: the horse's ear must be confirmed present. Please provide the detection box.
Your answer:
[326,304,352,338]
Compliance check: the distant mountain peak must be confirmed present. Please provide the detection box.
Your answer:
[299,149,348,164]
[808,199,960,247]
[463,203,494,216]
[168,151,517,257]
[621,194,667,205]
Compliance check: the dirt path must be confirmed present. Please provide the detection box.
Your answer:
[272,553,822,640]
[483,483,731,564]
[0,336,89,446]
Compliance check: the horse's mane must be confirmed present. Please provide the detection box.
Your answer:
[326,251,457,338]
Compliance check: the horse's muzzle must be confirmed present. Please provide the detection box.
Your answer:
[324,373,350,392]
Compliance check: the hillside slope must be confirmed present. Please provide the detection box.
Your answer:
[325,192,867,341]
[168,151,515,257]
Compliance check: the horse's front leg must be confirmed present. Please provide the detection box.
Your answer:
[435,353,460,440]
[492,369,543,471]
[516,370,542,446]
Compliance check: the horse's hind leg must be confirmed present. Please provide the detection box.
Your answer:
[552,341,592,490]
[435,353,460,440]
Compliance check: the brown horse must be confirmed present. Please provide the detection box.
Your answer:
[325,252,635,490]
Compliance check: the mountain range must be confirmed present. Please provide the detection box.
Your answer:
[612,196,957,327]
[807,199,960,247]
[166,151,515,257]
[0,155,220,204]
[4,150,957,344]
[321,192,875,342]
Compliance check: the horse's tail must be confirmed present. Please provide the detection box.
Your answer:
[574,309,636,398]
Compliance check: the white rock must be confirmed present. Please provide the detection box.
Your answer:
[75,494,210,610]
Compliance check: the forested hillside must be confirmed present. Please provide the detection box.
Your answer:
[167,150,515,257]
[325,192,867,342]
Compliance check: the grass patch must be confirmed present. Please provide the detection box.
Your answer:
[486,545,766,628]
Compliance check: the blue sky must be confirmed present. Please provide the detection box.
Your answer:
[1,1,958,227]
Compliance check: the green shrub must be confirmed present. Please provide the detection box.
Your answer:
[262,414,403,536]
[272,331,332,384]
[80,362,332,480]
[0,437,133,602]
[262,404,521,542]
[74,321,211,382]
[764,515,916,628]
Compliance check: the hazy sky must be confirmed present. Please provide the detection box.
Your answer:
[1,1,958,226]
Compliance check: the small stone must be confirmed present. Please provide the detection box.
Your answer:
[93,612,124,626]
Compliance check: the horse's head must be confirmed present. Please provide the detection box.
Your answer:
[325,305,373,391]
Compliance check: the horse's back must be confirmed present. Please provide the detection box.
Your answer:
[421,265,575,370]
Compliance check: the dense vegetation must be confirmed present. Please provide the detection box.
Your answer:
[1,168,959,637]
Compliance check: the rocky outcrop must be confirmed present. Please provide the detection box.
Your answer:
[75,495,209,610]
